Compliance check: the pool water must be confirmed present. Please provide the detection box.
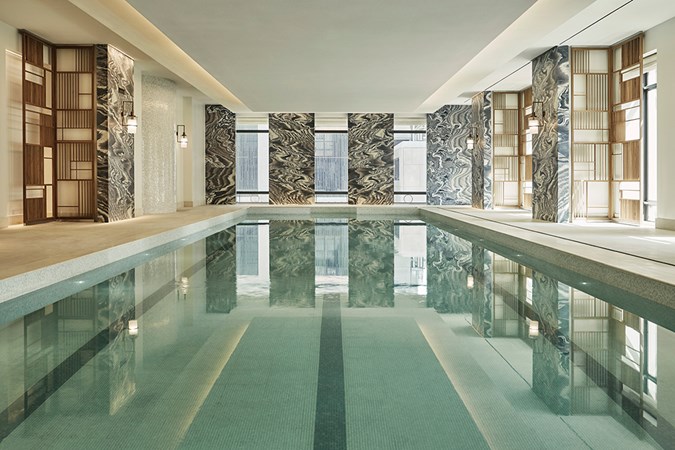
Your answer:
[0,219,671,449]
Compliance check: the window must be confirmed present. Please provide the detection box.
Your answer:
[393,120,427,204]
[315,132,348,203]
[236,118,269,203]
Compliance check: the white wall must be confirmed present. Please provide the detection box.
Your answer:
[645,17,675,230]
[0,21,21,228]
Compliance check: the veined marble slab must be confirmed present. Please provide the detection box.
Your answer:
[205,105,236,205]
[471,92,493,210]
[269,113,315,204]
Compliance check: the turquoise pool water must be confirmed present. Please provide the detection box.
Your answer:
[0,219,671,449]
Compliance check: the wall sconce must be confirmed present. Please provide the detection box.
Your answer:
[122,101,137,134]
[466,124,478,150]
[128,319,139,336]
[529,101,544,135]
[176,125,188,148]
[528,319,539,339]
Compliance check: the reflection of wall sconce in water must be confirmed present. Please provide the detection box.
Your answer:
[128,319,139,336]
[122,101,137,134]
[178,276,189,298]
[528,320,539,338]
[529,101,544,135]
[176,124,188,148]
[467,274,474,289]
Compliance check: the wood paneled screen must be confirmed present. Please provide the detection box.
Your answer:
[21,32,96,224]
[610,34,643,223]
[22,33,55,224]
[55,46,96,218]
[518,88,533,210]
[492,92,519,207]
[571,48,610,220]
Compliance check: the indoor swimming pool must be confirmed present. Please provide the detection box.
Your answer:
[0,218,672,449]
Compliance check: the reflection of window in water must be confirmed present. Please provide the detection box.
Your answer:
[236,224,259,276]
[394,223,427,295]
[315,221,348,277]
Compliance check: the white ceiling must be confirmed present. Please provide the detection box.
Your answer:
[125,0,536,112]
[3,0,675,113]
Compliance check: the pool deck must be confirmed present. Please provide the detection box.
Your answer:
[1,205,675,306]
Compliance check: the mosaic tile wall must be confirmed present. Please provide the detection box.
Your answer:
[141,75,177,214]
[269,221,315,307]
[95,45,134,222]
[347,113,394,205]
[532,46,571,222]
[206,228,237,313]
[269,113,315,204]
[471,92,493,209]
[205,105,236,205]
[427,105,473,205]
[426,226,473,313]
[532,271,571,415]
[348,220,394,307]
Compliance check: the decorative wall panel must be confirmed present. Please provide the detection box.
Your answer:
[141,75,176,214]
[269,113,315,204]
[206,228,237,313]
[427,105,472,205]
[348,220,394,307]
[205,105,236,205]
[531,46,571,223]
[471,92,493,209]
[96,45,134,222]
[269,221,315,307]
[347,113,394,205]
[531,271,571,415]
[426,226,473,313]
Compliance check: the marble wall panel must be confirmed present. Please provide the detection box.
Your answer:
[96,45,134,222]
[426,226,473,313]
[269,113,315,204]
[427,105,473,205]
[471,92,493,209]
[347,113,394,205]
[471,244,494,338]
[206,228,237,313]
[348,220,394,307]
[205,105,236,205]
[531,271,571,415]
[141,75,176,214]
[269,221,315,307]
[532,46,571,222]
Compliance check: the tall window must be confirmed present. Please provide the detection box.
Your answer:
[393,121,427,204]
[643,55,657,222]
[315,132,348,203]
[236,118,269,203]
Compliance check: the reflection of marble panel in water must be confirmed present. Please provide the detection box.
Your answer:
[426,226,473,313]
[471,245,493,337]
[348,113,394,205]
[348,220,394,307]
[205,105,236,205]
[532,46,570,222]
[471,92,493,210]
[206,228,237,313]
[269,221,315,307]
[427,105,472,205]
[532,271,571,415]
[269,113,315,204]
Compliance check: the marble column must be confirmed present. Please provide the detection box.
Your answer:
[205,105,236,205]
[269,113,315,204]
[471,92,493,209]
[96,45,134,222]
[347,113,394,205]
[532,46,571,223]
[426,105,473,205]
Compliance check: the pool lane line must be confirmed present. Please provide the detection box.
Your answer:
[313,294,347,450]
